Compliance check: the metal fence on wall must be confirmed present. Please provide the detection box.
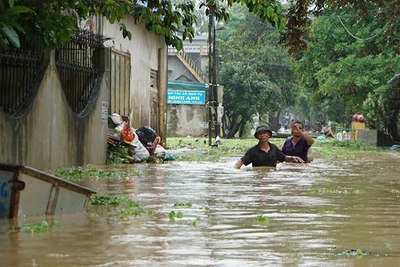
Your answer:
[0,37,47,117]
[0,30,109,118]
[55,30,108,117]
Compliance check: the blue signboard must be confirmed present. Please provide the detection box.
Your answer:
[167,90,206,105]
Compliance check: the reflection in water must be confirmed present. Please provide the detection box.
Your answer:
[1,153,400,266]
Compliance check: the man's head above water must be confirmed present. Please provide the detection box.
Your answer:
[291,121,304,137]
[254,125,272,139]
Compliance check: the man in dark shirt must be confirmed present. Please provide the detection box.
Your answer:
[234,125,304,169]
[282,121,314,162]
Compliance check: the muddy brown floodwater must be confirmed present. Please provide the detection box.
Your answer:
[1,151,400,267]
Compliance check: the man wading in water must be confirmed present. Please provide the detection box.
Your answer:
[234,125,304,169]
[282,121,314,163]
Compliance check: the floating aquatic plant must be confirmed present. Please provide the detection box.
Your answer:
[254,214,269,222]
[311,187,365,195]
[319,210,335,214]
[90,195,145,219]
[174,202,192,207]
[21,220,57,233]
[3,220,58,234]
[49,166,141,183]
[166,211,183,221]
[390,189,400,195]
[21,220,58,233]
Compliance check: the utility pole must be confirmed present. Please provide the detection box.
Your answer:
[208,13,225,146]
[207,13,214,146]
[212,17,219,141]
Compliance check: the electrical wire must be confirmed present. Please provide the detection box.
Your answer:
[337,15,389,41]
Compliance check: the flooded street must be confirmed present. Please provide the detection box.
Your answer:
[1,151,400,266]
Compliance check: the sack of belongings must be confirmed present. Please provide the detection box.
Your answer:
[135,126,159,155]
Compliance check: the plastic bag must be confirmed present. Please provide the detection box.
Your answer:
[136,126,157,146]
[131,133,150,161]
[154,144,167,157]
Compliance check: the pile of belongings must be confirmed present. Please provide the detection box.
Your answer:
[107,113,175,163]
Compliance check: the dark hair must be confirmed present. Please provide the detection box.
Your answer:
[293,121,303,126]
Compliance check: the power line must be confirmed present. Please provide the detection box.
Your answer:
[337,15,389,41]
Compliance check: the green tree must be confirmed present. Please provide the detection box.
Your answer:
[363,77,400,141]
[293,5,400,141]
[2,1,400,53]
[218,7,297,138]
[0,0,286,50]
[280,0,400,54]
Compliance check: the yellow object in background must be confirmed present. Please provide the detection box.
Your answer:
[351,122,366,140]
[352,122,366,130]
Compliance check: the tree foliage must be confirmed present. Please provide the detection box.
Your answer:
[2,0,399,54]
[0,0,286,50]
[218,7,297,138]
[0,0,33,48]
[280,0,400,54]
[293,5,400,141]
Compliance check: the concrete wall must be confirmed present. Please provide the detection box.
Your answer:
[358,130,378,146]
[0,52,109,170]
[167,104,208,137]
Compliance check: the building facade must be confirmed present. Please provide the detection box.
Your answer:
[167,34,223,137]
